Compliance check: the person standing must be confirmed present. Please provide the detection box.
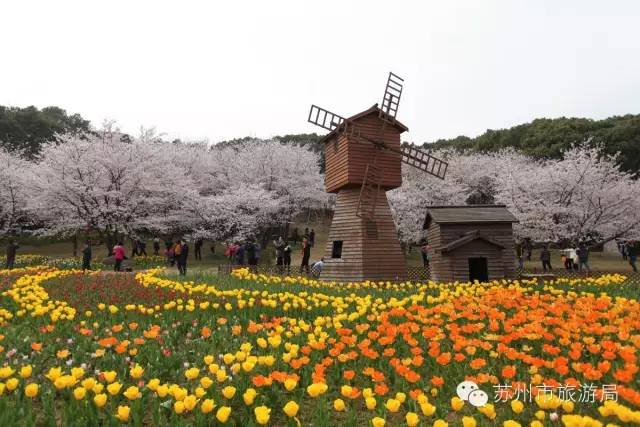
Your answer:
[283,241,292,275]
[174,241,183,273]
[113,242,125,272]
[138,240,147,256]
[577,244,590,272]
[130,238,139,258]
[194,239,203,261]
[247,241,257,271]
[274,237,285,273]
[309,229,316,247]
[235,242,246,266]
[153,237,161,256]
[5,239,19,269]
[540,246,552,272]
[81,241,92,270]
[421,242,431,268]
[300,237,311,275]
[627,241,638,273]
[177,239,189,275]
[165,241,175,266]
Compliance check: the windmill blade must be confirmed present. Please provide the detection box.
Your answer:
[308,105,346,132]
[401,144,448,179]
[380,72,404,119]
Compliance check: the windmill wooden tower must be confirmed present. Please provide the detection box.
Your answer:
[308,72,448,282]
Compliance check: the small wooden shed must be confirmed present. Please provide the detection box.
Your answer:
[424,205,518,282]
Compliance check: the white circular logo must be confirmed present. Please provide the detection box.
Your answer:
[468,389,489,407]
[456,381,479,401]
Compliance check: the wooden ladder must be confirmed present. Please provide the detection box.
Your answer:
[356,151,383,221]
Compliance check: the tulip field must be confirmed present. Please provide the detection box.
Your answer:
[0,263,639,427]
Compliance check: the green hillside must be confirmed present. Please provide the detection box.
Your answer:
[427,114,640,173]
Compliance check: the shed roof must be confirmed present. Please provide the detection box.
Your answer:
[424,205,518,229]
[440,230,506,254]
[319,104,409,144]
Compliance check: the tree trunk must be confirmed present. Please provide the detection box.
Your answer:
[72,232,78,257]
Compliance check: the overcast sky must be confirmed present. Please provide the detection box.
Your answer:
[1,1,639,143]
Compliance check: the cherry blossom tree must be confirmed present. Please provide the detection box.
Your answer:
[496,143,640,245]
[388,149,531,245]
[176,140,327,242]
[26,133,192,253]
[0,148,31,236]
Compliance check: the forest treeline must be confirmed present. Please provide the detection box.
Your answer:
[2,104,639,174]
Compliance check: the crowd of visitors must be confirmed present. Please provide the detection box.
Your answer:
[5,234,636,276]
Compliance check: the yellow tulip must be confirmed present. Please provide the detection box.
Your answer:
[204,355,215,365]
[102,371,117,383]
[0,367,15,379]
[451,396,464,411]
[334,398,346,412]
[174,401,185,414]
[94,393,108,408]
[283,400,299,417]
[306,382,328,397]
[434,420,448,427]
[6,378,19,391]
[406,412,419,427]
[123,386,141,400]
[73,387,87,400]
[371,417,386,427]
[462,416,477,427]
[511,399,524,414]
[107,382,122,395]
[201,398,215,414]
[129,364,144,379]
[216,406,232,423]
[195,387,206,398]
[116,405,130,422]
[284,378,297,391]
[184,394,198,411]
[254,406,271,425]
[222,385,236,399]
[184,367,200,380]
[200,376,213,388]
[366,397,377,410]
[156,384,169,398]
[385,398,400,413]
[24,383,39,398]
[81,378,96,390]
[503,421,521,427]
[243,388,257,405]
[19,365,32,379]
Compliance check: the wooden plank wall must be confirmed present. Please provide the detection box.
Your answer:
[324,112,403,193]
[320,188,407,282]
[324,135,350,193]
[427,222,517,281]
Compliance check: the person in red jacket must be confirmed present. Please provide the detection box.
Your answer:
[113,242,125,272]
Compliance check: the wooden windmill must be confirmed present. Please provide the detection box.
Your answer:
[308,72,448,282]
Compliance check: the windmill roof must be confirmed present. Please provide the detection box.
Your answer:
[319,104,409,144]
[424,205,519,229]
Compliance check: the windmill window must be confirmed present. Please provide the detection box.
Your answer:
[331,241,343,259]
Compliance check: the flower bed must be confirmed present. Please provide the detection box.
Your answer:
[0,267,638,426]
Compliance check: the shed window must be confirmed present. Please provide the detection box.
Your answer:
[331,241,343,259]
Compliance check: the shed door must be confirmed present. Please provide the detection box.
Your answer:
[468,257,488,282]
